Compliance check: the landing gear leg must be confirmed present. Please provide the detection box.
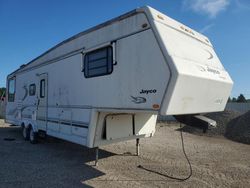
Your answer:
[95,147,99,166]
[136,138,140,156]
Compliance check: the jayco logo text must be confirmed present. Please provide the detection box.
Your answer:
[140,89,157,94]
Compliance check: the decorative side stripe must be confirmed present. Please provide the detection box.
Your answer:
[41,118,89,129]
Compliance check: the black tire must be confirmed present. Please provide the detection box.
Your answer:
[29,127,38,144]
[22,126,30,141]
[38,131,47,139]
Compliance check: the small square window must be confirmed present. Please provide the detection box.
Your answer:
[84,46,113,78]
[8,77,15,102]
[29,84,36,96]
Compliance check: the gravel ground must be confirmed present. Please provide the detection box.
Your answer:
[0,119,250,188]
[206,110,242,135]
[225,110,250,144]
[180,110,250,145]
[179,110,242,136]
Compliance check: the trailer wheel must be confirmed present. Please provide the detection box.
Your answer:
[22,126,30,141]
[29,127,38,144]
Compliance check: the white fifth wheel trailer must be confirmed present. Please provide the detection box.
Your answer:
[6,6,233,163]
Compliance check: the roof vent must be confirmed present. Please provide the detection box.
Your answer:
[20,64,26,68]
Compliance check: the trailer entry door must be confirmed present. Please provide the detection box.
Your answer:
[37,74,48,131]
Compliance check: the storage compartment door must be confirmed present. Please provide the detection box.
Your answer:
[106,114,133,140]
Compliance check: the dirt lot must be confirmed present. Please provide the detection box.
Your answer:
[0,119,250,188]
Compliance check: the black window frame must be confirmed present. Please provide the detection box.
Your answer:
[83,46,113,78]
[7,77,16,102]
[29,84,36,96]
[40,79,45,98]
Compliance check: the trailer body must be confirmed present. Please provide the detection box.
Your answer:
[6,6,233,147]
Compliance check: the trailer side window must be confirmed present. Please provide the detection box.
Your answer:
[8,77,15,102]
[84,46,113,78]
[29,84,36,96]
[40,79,45,98]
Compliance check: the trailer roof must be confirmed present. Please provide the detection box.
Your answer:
[8,6,211,77]
[8,7,145,77]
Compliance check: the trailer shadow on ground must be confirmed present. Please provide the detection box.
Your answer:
[0,125,115,188]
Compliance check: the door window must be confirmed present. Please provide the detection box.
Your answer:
[40,79,45,98]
